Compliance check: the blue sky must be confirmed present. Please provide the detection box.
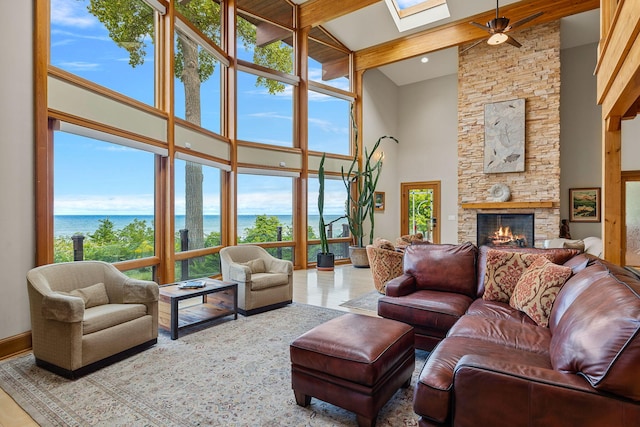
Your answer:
[50,0,349,217]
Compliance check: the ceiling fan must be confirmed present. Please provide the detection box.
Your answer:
[462,0,543,53]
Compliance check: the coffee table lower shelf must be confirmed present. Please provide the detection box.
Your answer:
[159,279,238,340]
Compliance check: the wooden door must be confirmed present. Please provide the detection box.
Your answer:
[400,181,441,243]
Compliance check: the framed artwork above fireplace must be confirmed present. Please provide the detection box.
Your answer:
[569,188,601,222]
[483,98,525,174]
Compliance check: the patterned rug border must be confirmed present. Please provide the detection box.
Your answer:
[0,303,426,427]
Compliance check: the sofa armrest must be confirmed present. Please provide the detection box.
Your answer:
[452,355,637,426]
[228,263,251,282]
[123,278,159,303]
[385,274,417,297]
[267,257,293,275]
[41,293,84,323]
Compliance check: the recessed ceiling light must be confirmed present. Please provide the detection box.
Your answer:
[420,57,429,63]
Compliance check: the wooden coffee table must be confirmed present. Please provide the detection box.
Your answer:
[159,279,237,340]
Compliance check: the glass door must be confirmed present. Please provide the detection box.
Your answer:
[623,172,640,267]
[401,181,440,243]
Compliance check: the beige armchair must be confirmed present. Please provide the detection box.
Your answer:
[27,261,159,379]
[220,245,293,315]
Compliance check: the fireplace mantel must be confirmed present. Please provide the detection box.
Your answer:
[461,201,554,209]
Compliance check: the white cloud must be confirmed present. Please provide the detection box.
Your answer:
[248,112,292,121]
[308,117,348,135]
[55,194,155,215]
[51,0,97,28]
[56,61,101,71]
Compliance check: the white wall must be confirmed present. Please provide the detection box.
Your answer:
[560,43,603,239]
[362,69,400,243]
[0,2,35,339]
[363,72,459,244]
[396,74,459,243]
[622,116,640,171]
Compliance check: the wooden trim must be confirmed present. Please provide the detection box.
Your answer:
[48,67,169,119]
[48,109,169,151]
[35,0,53,265]
[236,163,300,175]
[295,23,310,269]
[174,246,221,261]
[603,120,623,264]
[174,117,231,143]
[354,0,599,71]
[237,140,303,154]
[461,202,554,209]
[0,332,32,360]
[299,0,378,28]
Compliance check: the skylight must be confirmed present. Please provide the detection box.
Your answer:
[384,0,450,32]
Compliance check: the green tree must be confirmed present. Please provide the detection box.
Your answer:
[84,0,293,250]
[240,215,291,243]
[89,218,118,244]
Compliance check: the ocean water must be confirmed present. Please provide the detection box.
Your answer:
[54,214,348,238]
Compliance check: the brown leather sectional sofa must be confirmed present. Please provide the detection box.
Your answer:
[378,243,640,427]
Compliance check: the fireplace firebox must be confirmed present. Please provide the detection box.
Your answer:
[477,213,534,247]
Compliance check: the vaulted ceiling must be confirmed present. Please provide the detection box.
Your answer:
[294,0,600,85]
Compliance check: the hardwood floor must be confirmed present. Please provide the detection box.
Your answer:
[0,265,377,426]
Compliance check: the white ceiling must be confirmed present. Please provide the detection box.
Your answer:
[295,1,600,86]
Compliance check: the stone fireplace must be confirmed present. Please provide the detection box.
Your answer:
[457,21,562,245]
[477,213,534,247]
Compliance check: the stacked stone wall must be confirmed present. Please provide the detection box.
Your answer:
[458,21,561,246]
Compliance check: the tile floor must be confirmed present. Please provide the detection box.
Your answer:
[0,265,377,426]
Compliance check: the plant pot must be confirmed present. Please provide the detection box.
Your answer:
[348,246,370,268]
[317,252,335,271]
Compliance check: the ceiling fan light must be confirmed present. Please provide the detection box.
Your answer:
[487,33,509,45]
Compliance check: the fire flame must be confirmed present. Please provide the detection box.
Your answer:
[491,226,518,245]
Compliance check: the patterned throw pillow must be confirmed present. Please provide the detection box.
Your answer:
[482,250,545,303]
[510,257,572,327]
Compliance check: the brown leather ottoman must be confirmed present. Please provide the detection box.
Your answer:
[290,313,415,427]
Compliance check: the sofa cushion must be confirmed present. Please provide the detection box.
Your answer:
[82,303,147,334]
[563,239,585,252]
[250,272,288,290]
[465,299,537,324]
[550,272,640,400]
[447,315,551,355]
[414,336,551,425]
[476,246,580,298]
[548,262,610,333]
[378,290,473,347]
[482,250,544,303]
[403,242,478,298]
[69,282,109,308]
[509,257,572,327]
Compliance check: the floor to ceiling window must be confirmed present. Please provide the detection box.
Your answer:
[40,0,356,281]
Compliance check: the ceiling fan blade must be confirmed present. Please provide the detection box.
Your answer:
[509,11,543,30]
[505,35,522,48]
[470,21,489,31]
[460,39,486,54]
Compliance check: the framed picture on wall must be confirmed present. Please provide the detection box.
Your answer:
[569,187,601,222]
[374,192,385,211]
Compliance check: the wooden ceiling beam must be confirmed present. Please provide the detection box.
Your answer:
[299,0,379,29]
[354,0,599,71]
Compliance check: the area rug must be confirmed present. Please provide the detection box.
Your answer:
[340,290,382,312]
[0,303,427,426]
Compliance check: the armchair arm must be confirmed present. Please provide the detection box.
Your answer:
[123,278,159,303]
[41,293,84,323]
[452,355,635,427]
[384,274,417,297]
[228,263,251,282]
[266,257,293,275]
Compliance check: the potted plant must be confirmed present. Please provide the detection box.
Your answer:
[317,153,345,271]
[341,113,398,267]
